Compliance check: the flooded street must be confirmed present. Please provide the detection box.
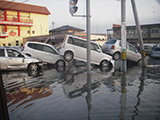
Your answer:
[1,58,160,120]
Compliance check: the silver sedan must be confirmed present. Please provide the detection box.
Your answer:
[0,47,43,71]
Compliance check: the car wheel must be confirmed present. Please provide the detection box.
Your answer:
[64,51,74,62]
[100,60,112,71]
[56,60,66,67]
[28,63,38,71]
[113,52,121,60]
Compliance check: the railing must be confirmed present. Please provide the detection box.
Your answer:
[0,16,33,23]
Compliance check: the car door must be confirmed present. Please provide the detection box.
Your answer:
[41,45,60,64]
[127,44,139,62]
[68,37,87,61]
[6,49,26,69]
[91,43,102,64]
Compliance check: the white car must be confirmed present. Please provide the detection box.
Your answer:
[59,35,114,71]
[22,42,65,67]
[102,39,141,63]
[151,47,160,58]
[0,47,43,71]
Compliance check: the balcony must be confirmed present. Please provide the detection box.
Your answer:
[0,16,33,26]
[0,32,8,38]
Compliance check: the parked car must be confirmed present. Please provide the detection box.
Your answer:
[10,46,22,51]
[22,42,65,67]
[59,35,114,71]
[0,47,43,71]
[102,39,141,63]
[144,44,153,56]
[151,47,160,58]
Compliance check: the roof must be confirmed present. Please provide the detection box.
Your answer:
[0,1,50,15]
[49,25,85,32]
[113,23,160,28]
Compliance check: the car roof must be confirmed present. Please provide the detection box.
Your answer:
[66,35,100,45]
[25,41,54,47]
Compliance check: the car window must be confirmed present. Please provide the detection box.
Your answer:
[129,44,137,53]
[153,47,160,51]
[28,43,43,51]
[7,49,24,57]
[68,37,87,48]
[91,43,100,52]
[0,49,5,57]
[106,39,117,44]
[144,46,152,50]
[43,46,58,55]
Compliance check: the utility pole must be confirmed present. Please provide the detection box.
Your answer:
[86,0,91,75]
[131,0,147,66]
[121,0,127,72]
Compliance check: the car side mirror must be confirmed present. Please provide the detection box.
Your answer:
[97,49,101,52]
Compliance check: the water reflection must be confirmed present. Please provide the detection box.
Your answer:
[132,67,146,119]
[86,74,92,120]
[2,70,51,112]
[119,73,127,120]
[2,60,159,120]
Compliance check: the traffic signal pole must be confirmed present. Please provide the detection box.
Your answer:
[69,0,91,74]
[86,0,91,75]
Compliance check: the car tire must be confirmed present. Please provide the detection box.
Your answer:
[56,59,66,67]
[64,51,74,62]
[28,63,38,71]
[100,60,113,71]
[113,52,121,60]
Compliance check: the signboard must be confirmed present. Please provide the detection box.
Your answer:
[0,21,33,26]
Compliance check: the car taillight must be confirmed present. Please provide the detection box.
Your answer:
[111,45,115,49]
[22,46,24,51]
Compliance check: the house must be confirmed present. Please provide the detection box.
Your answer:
[0,0,50,46]
[107,23,160,45]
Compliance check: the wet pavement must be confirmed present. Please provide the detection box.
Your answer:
[1,57,160,120]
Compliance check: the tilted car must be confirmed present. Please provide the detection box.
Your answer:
[0,47,43,71]
[22,42,66,67]
[102,39,141,63]
[59,35,114,71]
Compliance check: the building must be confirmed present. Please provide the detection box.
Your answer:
[24,25,107,46]
[107,23,160,45]
[0,0,50,46]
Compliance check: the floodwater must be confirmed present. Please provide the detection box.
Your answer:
[2,58,160,120]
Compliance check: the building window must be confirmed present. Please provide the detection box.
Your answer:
[27,30,30,34]
[8,43,11,46]
[32,30,35,34]
[16,40,19,46]
[152,29,159,33]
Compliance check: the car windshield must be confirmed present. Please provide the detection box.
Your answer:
[105,39,117,44]
[153,47,160,51]
[144,46,152,50]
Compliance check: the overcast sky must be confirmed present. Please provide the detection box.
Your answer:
[10,0,160,34]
